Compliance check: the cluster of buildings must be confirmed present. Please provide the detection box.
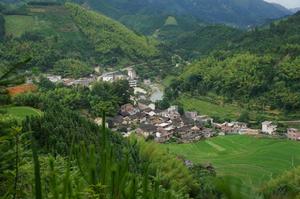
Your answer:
[104,103,300,143]
[260,121,300,141]
[44,68,300,143]
[46,74,97,87]
[107,104,215,143]
[213,122,258,136]
[45,67,139,88]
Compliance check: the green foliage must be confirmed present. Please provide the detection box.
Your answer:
[164,16,178,26]
[1,108,195,198]
[0,2,159,73]
[53,59,92,78]
[0,13,4,40]
[238,111,250,123]
[81,0,290,29]
[174,52,300,112]
[170,25,242,59]
[66,3,158,64]
[260,166,300,199]
[155,99,170,110]
[136,138,195,198]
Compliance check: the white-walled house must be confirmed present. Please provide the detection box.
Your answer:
[287,128,300,141]
[262,121,277,135]
[127,68,137,80]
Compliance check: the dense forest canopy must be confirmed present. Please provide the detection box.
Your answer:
[164,11,300,112]
[74,0,291,28]
[0,2,158,72]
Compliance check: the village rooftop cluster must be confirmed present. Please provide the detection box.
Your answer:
[44,67,139,88]
[99,103,300,143]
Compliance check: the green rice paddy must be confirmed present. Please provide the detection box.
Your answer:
[162,135,300,189]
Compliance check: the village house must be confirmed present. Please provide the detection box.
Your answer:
[184,111,213,124]
[202,128,215,138]
[120,103,140,116]
[196,115,214,124]
[128,79,138,87]
[171,117,185,128]
[46,75,62,83]
[94,66,101,74]
[155,129,174,143]
[176,125,203,143]
[238,128,260,135]
[62,78,75,86]
[216,122,247,134]
[159,105,181,119]
[136,124,157,138]
[262,121,277,135]
[185,111,198,121]
[99,72,126,82]
[94,117,109,128]
[108,115,124,129]
[287,128,300,141]
[143,79,151,85]
[127,68,137,80]
[72,77,95,87]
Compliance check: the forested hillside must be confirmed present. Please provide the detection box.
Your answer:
[66,3,157,63]
[165,12,300,113]
[0,2,158,72]
[157,24,242,59]
[78,0,290,32]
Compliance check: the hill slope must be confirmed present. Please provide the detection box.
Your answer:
[81,0,291,30]
[65,3,157,62]
[0,2,157,69]
[166,12,300,113]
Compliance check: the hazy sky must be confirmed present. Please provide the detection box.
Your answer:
[264,0,300,8]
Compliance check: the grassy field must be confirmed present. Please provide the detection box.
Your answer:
[179,95,241,121]
[162,135,300,190]
[5,15,48,37]
[4,5,82,38]
[178,95,300,122]
[0,106,43,121]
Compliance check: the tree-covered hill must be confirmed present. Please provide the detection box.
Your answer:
[230,11,300,55]
[78,0,291,31]
[0,2,158,70]
[156,23,242,59]
[165,11,300,113]
[65,3,158,62]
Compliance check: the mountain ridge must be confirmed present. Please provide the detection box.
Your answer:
[80,0,291,29]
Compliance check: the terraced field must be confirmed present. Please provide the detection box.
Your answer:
[162,135,300,189]
[4,5,83,39]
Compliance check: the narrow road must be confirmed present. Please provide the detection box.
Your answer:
[277,120,300,123]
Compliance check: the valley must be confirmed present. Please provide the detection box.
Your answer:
[0,0,300,198]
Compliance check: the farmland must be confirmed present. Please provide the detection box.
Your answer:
[0,106,43,121]
[4,5,82,38]
[178,95,241,121]
[162,135,300,190]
